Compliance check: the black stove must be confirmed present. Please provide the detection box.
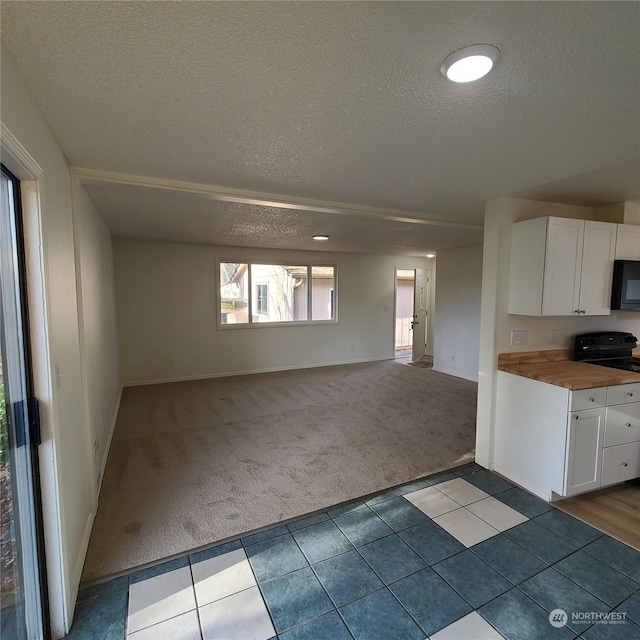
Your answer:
[573,331,640,373]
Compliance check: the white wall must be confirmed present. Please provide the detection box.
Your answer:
[115,239,430,384]
[433,245,483,382]
[476,196,640,467]
[73,181,121,491]
[1,43,120,638]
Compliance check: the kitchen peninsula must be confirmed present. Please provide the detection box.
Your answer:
[494,349,640,503]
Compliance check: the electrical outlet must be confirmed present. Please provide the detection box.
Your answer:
[550,329,558,344]
[511,330,528,346]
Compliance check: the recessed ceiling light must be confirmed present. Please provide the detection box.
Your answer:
[313,235,329,241]
[426,253,435,258]
[441,44,500,83]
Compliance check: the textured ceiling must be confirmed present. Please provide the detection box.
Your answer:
[2,1,639,254]
[82,180,483,254]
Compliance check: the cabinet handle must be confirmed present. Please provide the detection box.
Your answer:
[573,414,579,420]
[588,397,595,402]
[574,310,580,314]
[626,422,632,428]
[627,393,634,397]
[622,462,628,467]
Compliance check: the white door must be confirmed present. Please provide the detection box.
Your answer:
[412,269,428,360]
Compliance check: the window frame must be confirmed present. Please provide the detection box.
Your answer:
[255,282,269,317]
[217,260,338,329]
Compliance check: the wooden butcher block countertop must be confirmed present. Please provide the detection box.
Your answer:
[498,349,640,390]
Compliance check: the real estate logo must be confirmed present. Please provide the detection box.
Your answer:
[549,609,568,628]
[549,608,628,629]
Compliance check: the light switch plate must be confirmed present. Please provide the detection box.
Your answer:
[511,330,528,346]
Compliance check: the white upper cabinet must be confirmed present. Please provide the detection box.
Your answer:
[542,218,584,316]
[509,217,617,316]
[578,221,619,315]
[615,224,640,260]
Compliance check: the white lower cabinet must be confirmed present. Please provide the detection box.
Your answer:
[564,407,604,496]
[602,442,640,485]
[495,373,640,500]
[604,402,640,447]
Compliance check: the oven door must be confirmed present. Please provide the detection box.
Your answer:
[611,260,640,310]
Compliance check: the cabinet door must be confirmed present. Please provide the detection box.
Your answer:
[564,407,604,496]
[578,221,617,315]
[542,218,583,316]
[616,224,640,260]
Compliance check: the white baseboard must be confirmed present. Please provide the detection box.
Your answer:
[68,510,95,631]
[431,366,478,383]
[122,357,391,387]
[96,386,123,497]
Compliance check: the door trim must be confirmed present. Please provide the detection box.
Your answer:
[1,162,51,638]
[2,125,63,637]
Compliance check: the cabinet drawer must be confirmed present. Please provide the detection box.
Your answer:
[601,441,640,486]
[605,404,640,446]
[606,383,640,406]
[571,387,607,411]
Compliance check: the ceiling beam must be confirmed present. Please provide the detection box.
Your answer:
[71,167,483,230]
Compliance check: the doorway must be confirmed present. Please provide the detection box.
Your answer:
[395,268,429,363]
[0,165,48,640]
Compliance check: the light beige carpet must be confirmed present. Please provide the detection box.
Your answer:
[82,360,477,582]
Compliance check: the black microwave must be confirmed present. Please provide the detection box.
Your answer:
[611,260,640,310]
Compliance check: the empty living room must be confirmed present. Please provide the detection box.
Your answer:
[1,2,640,640]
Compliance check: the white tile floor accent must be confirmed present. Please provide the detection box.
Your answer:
[127,566,196,634]
[433,508,501,548]
[404,486,460,518]
[125,557,274,640]
[404,479,529,548]
[127,610,201,640]
[199,586,275,640]
[431,612,507,639]
[434,478,490,506]
[466,497,529,532]
[192,548,256,607]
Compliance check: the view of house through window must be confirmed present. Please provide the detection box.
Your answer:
[311,266,335,321]
[255,283,268,317]
[219,262,336,325]
[219,263,249,324]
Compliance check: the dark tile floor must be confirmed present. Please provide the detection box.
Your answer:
[67,464,640,639]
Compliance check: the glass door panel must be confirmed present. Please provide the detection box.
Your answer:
[0,166,47,639]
